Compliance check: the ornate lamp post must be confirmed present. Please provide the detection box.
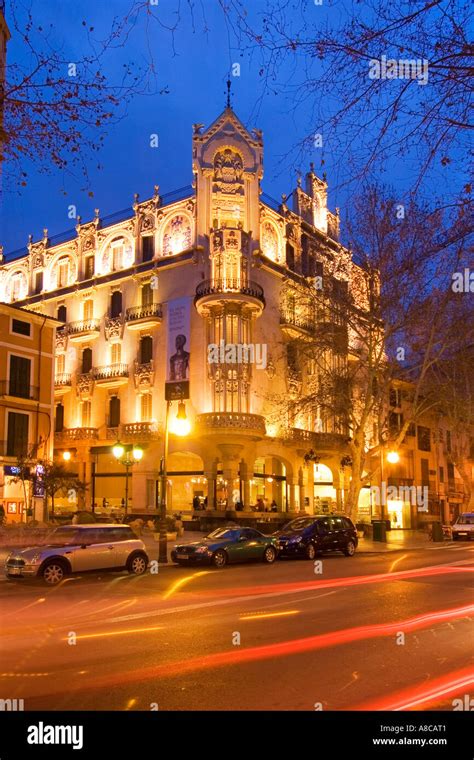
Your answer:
[158,400,191,564]
[112,442,143,515]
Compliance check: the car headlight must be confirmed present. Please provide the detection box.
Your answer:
[195,546,210,554]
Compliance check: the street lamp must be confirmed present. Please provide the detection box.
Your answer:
[62,450,71,462]
[387,450,400,464]
[159,400,191,564]
[112,442,143,515]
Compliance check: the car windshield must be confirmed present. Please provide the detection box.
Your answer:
[47,527,82,546]
[206,528,240,541]
[456,515,474,525]
[282,518,316,532]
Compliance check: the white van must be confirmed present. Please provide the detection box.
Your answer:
[452,512,474,540]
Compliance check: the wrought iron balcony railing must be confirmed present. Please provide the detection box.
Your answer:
[125,304,163,322]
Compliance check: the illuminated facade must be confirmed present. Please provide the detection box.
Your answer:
[1,106,376,518]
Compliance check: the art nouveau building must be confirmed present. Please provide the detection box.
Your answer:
[0,105,370,518]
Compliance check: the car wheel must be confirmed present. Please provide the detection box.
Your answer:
[127,552,148,575]
[305,542,316,560]
[343,540,356,557]
[263,546,277,563]
[42,561,67,585]
[212,549,227,568]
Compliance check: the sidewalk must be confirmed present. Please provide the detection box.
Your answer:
[357,529,450,553]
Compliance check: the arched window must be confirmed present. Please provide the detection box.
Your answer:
[57,305,67,323]
[140,335,153,364]
[162,215,192,256]
[261,222,280,262]
[110,291,122,318]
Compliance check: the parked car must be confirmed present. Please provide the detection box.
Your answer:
[171,527,279,567]
[5,524,149,585]
[452,512,474,540]
[275,515,358,559]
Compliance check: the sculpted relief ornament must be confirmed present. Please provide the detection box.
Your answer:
[213,149,244,194]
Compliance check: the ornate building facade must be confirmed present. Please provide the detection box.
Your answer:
[1,105,375,519]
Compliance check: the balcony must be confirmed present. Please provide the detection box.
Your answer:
[287,428,350,453]
[194,279,265,316]
[55,427,98,442]
[54,372,72,396]
[196,412,266,440]
[68,319,100,343]
[93,363,129,388]
[121,422,161,441]
[0,381,39,401]
[280,310,315,339]
[125,303,163,331]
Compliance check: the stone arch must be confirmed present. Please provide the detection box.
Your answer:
[160,211,193,257]
[46,250,76,291]
[98,230,135,275]
[261,219,283,263]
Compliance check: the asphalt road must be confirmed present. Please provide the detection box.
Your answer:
[0,543,473,711]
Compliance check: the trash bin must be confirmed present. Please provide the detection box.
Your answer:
[371,519,387,542]
[431,522,444,542]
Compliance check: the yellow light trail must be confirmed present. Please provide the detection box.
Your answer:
[239,610,300,621]
[125,698,137,710]
[389,554,408,573]
[61,626,163,641]
[162,571,210,600]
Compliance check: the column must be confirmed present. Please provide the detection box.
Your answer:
[240,461,251,511]
[298,466,306,512]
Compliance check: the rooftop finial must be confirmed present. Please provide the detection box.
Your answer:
[226,78,232,109]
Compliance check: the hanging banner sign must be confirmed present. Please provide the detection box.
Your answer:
[165,297,191,400]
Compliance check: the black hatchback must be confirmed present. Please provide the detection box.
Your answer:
[275,515,358,560]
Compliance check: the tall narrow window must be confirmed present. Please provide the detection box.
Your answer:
[110,291,122,318]
[286,243,295,270]
[111,343,121,365]
[141,393,152,422]
[56,354,65,374]
[83,299,94,320]
[81,400,91,428]
[141,283,153,306]
[9,355,31,398]
[7,412,29,456]
[34,271,43,294]
[82,348,92,374]
[142,236,154,262]
[84,255,95,279]
[109,396,121,428]
[57,258,69,287]
[57,305,67,323]
[140,335,153,364]
[301,235,309,276]
[55,403,64,433]
[111,240,124,271]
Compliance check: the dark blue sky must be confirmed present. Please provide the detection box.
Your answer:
[1,0,463,256]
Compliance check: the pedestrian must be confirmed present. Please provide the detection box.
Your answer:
[271,499,278,512]
[192,495,200,511]
[203,496,208,509]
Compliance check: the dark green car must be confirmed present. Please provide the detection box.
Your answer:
[171,527,279,568]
